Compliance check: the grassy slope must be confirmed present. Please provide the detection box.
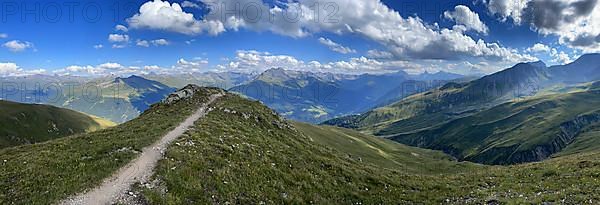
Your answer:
[137,93,600,204]
[0,100,116,149]
[292,122,471,174]
[322,85,487,135]
[0,88,223,204]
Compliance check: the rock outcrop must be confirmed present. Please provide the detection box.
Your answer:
[507,111,600,164]
[162,85,204,105]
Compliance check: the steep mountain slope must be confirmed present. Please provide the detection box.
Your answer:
[0,100,114,149]
[390,88,600,164]
[2,86,600,204]
[550,53,600,84]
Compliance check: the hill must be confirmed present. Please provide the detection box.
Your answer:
[1,86,600,203]
[0,100,114,149]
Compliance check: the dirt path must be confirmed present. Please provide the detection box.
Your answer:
[60,93,223,205]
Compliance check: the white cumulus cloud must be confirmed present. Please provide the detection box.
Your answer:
[127,0,225,35]
[175,58,209,72]
[108,34,129,43]
[0,62,46,76]
[151,39,169,46]
[0,62,19,75]
[181,1,200,8]
[136,39,150,47]
[526,43,551,53]
[525,43,574,64]
[115,25,129,32]
[136,39,170,47]
[109,34,130,48]
[3,40,34,52]
[214,50,427,74]
[444,5,489,34]
[487,0,529,23]
[366,49,394,59]
[318,37,356,54]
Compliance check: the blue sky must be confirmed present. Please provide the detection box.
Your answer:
[1,0,598,76]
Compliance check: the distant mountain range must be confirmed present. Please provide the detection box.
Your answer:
[413,70,467,81]
[0,69,465,124]
[324,53,600,164]
[142,72,254,89]
[230,68,465,123]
